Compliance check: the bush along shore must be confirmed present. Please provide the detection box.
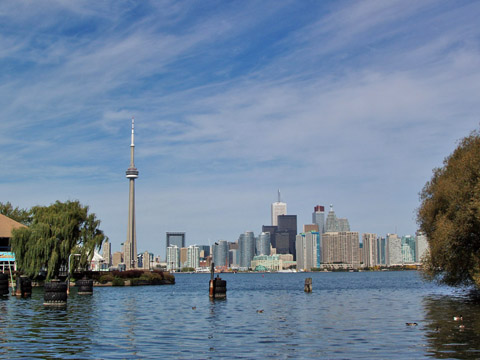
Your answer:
[87,270,175,287]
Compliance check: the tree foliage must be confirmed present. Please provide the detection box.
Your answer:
[0,201,32,226]
[418,131,480,287]
[11,200,106,280]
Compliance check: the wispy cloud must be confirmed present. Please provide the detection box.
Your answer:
[1,0,480,255]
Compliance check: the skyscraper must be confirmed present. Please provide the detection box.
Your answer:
[322,231,360,268]
[166,232,185,254]
[277,214,297,259]
[325,205,337,232]
[415,231,428,262]
[125,118,139,270]
[213,240,229,267]
[238,231,255,269]
[362,233,377,267]
[271,189,287,226]
[312,205,325,233]
[256,232,271,256]
[186,245,200,269]
[102,240,112,267]
[166,245,180,271]
[386,234,402,266]
[296,231,320,271]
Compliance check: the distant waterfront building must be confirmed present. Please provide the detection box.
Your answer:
[166,232,185,254]
[213,240,229,268]
[271,189,287,226]
[142,251,152,270]
[250,254,296,271]
[377,237,387,265]
[312,205,325,233]
[180,247,189,268]
[325,205,350,232]
[386,234,402,266]
[166,245,180,271]
[186,245,200,269]
[336,218,350,232]
[262,225,278,248]
[362,233,377,268]
[322,231,360,268]
[415,231,428,262]
[238,231,256,269]
[401,235,416,264]
[198,245,210,259]
[112,251,123,267]
[277,214,298,260]
[303,224,319,233]
[256,232,271,256]
[296,231,320,271]
[325,205,338,232]
[102,240,112,267]
[229,249,238,267]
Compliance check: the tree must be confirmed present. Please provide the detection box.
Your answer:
[417,130,480,287]
[0,202,32,226]
[11,200,106,280]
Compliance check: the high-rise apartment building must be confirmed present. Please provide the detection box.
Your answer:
[102,240,112,267]
[256,232,271,256]
[213,240,229,268]
[271,190,287,226]
[166,232,185,254]
[296,231,320,271]
[186,245,200,269]
[362,233,377,267]
[166,245,180,271]
[377,237,387,265]
[415,231,428,262]
[322,231,360,268]
[386,234,402,266]
[112,251,123,267]
[180,247,188,268]
[238,231,256,269]
[401,235,416,263]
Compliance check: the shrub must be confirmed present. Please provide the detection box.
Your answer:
[112,277,125,286]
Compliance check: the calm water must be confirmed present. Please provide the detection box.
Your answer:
[1,271,479,359]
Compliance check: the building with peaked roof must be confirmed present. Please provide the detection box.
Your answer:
[0,214,27,271]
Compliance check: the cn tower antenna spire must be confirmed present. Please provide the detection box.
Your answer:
[125,117,139,270]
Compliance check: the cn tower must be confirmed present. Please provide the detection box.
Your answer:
[125,118,139,270]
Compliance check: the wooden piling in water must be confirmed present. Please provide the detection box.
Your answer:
[304,277,312,293]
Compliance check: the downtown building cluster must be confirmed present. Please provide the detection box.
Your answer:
[159,193,429,272]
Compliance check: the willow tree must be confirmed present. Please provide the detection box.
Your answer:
[0,201,32,225]
[11,200,106,280]
[418,130,480,287]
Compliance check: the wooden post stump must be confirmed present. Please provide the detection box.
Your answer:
[304,277,312,293]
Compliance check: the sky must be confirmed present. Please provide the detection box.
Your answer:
[2,0,480,259]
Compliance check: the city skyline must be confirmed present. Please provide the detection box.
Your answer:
[2,1,480,257]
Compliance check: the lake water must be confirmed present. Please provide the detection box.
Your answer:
[1,271,479,359]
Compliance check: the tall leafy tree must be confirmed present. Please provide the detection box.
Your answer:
[11,200,106,280]
[418,130,480,287]
[0,201,32,225]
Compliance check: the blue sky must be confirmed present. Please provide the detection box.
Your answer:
[2,0,480,258]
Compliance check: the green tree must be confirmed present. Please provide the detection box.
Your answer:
[11,200,106,280]
[0,201,32,225]
[418,130,480,287]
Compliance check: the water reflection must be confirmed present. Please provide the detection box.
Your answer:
[423,293,480,359]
